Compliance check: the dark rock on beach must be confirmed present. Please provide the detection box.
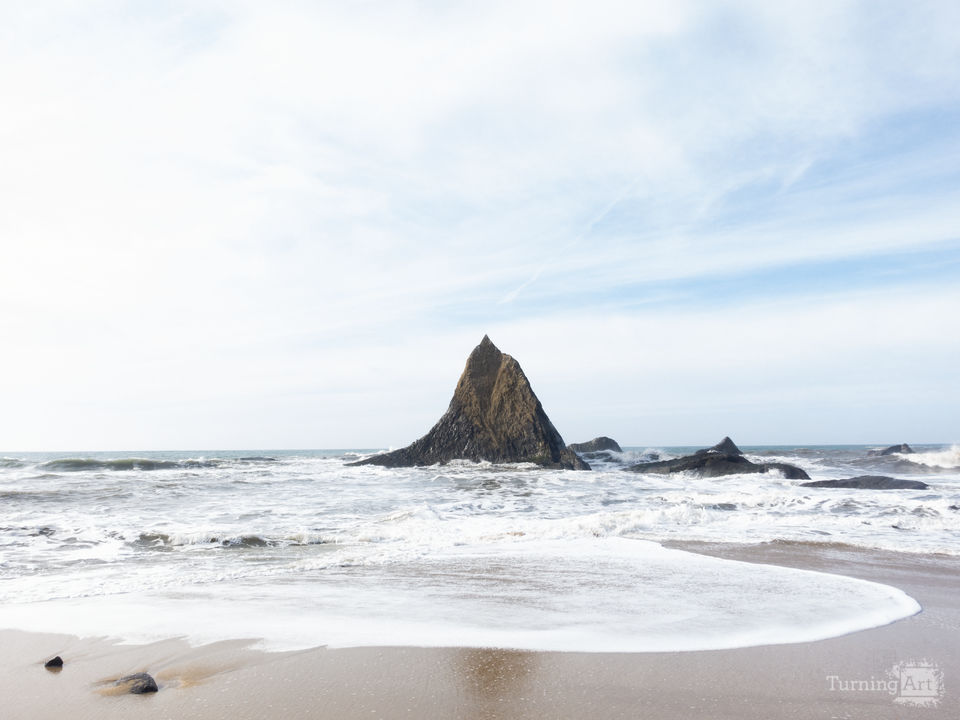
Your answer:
[568,437,622,454]
[801,476,929,490]
[868,443,915,456]
[116,673,159,694]
[626,438,809,479]
[349,336,588,470]
[44,656,63,670]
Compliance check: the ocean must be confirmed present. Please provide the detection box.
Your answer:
[1,445,957,653]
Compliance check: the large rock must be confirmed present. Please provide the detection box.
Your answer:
[568,437,622,453]
[801,476,929,490]
[626,438,808,479]
[350,336,588,470]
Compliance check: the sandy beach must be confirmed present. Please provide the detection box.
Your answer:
[1,542,955,720]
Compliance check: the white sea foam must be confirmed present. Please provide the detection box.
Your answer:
[0,538,920,652]
[906,445,960,469]
[0,449,956,651]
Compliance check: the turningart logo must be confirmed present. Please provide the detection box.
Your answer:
[889,660,944,708]
[826,659,944,708]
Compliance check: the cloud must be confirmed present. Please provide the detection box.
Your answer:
[1,1,959,448]
[486,281,960,445]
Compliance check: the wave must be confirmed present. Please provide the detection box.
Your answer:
[340,487,960,558]
[905,445,960,469]
[1,457,25,468]
[576,448,667,467]
[849,456,953,475]
[0,490,63,502]
[134,531,328,549]
[40,458,226,472]
[0,537,922,653]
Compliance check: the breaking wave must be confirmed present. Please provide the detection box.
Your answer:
[40,457,225,472]
[134,531,328,549]
[2,447,957,653]
[906,445,960,469]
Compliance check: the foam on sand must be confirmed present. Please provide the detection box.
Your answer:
[0,538,919,653]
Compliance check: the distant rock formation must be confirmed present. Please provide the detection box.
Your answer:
[350,336,588,470]
[116,673,158,694]
[568,437,622,453]
[626,437,809,479]
[868,443,915,456]
[801,476,929,490]
[568,436,624,464]
[44,656,63,670]
[695,436,742,456]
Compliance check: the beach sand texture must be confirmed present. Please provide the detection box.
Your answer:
[2,543,955,720]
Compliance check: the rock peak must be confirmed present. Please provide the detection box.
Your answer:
[712,436,743,455]
[694,436,743,456]
[350,338,588,470]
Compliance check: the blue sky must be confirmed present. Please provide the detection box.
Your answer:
[1,1,958,450]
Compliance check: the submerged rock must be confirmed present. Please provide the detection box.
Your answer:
[568,437,623,453]
[626,438,809,479]
[116,673,158,694]
[44,656,63,670]
[868,443,915,456]
[801,476,929,490]
[349,336,588,470]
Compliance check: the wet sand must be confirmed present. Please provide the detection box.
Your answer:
[1,542,956,719]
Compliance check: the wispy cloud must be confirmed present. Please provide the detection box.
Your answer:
[1,1,959,448]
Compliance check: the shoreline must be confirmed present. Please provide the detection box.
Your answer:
[1,542,956,719]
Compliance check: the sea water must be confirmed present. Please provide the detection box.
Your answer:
[1,445,957,652]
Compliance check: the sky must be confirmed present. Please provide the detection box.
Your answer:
[1,0,959,451]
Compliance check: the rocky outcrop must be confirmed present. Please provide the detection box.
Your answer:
[626,438,809,479]
[44,656,63,670]
[868,443,915,456]
[695,436,742,456]
[568,437,622,453]
[801,476,929,490]
[350,336,588,470]
[116,673,158,694]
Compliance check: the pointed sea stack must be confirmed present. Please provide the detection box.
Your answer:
[351,336,588,470]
